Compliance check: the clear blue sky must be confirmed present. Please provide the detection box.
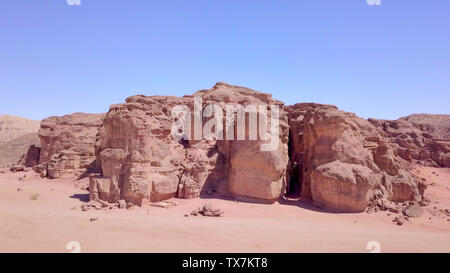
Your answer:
[1,0,449,120]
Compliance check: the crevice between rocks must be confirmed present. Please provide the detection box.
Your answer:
[285,116,303,200]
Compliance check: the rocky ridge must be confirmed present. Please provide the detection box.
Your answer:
[369,114,450,168]
[0,115,40,143]
[0,115,41,168]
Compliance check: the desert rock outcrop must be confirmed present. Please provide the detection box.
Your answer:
[369,114,450,168]
[91,82,288,205]
[38,113,104,178]
[91,95,201,205]
[200,83,289,202]
[18,145,41,167]
[15,83,444,213]
[287,104,425,212]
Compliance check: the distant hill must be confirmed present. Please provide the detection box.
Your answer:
[0,133,40,168]
[0,115,40,143]
[0,115,41,168]
[399,114,450,140]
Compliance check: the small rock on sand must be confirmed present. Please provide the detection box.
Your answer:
[117,199,127,209]
[126,202,134,210]
[419,198,431,206]
[10,166,25,173]
[191,204,224,217]
[403,205,424,218]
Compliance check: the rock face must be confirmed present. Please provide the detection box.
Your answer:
[200,83,289,202]
[287,104,425,212]
[369,114,450,168]
[91,82,288,205]
[38,113,104,178]
[18,145,41,167]
[91,95,200,205]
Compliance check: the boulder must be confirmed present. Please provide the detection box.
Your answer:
[192,203,224,217]
[177,176,201,199]
[10,165,25,172]
[117,200,127,209]
[88,175,121,203]
[403,205,424,218]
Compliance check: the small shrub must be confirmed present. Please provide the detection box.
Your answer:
[29,193,40,200]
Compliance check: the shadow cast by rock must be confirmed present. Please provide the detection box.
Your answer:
[278,196,358,214]
[70,193,90,203]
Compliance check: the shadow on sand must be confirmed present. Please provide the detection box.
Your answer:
[70,193,89,203]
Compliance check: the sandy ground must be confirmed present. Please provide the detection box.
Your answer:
[0,166,449,253]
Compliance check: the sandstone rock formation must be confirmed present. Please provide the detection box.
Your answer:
[37,113,104,178]
[200,83,289,202]
[90,95,199,205]
[15,82,445,213]
[287,103,425,212]
[90,82,288,205]
[369,114,450,168]
[18,145,41,167]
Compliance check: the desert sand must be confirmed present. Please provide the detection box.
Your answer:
[0,165,449,253]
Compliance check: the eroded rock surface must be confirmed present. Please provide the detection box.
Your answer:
[38,113,104,178]
[287,104,425,212]
[91,82,288,205]
[369,114,450,168]
[91,95,199,205]
[18,145,41,167]
[201,83,289,202]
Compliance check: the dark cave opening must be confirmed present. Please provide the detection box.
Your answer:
[285,128,302,199]
[286,162,302,198]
